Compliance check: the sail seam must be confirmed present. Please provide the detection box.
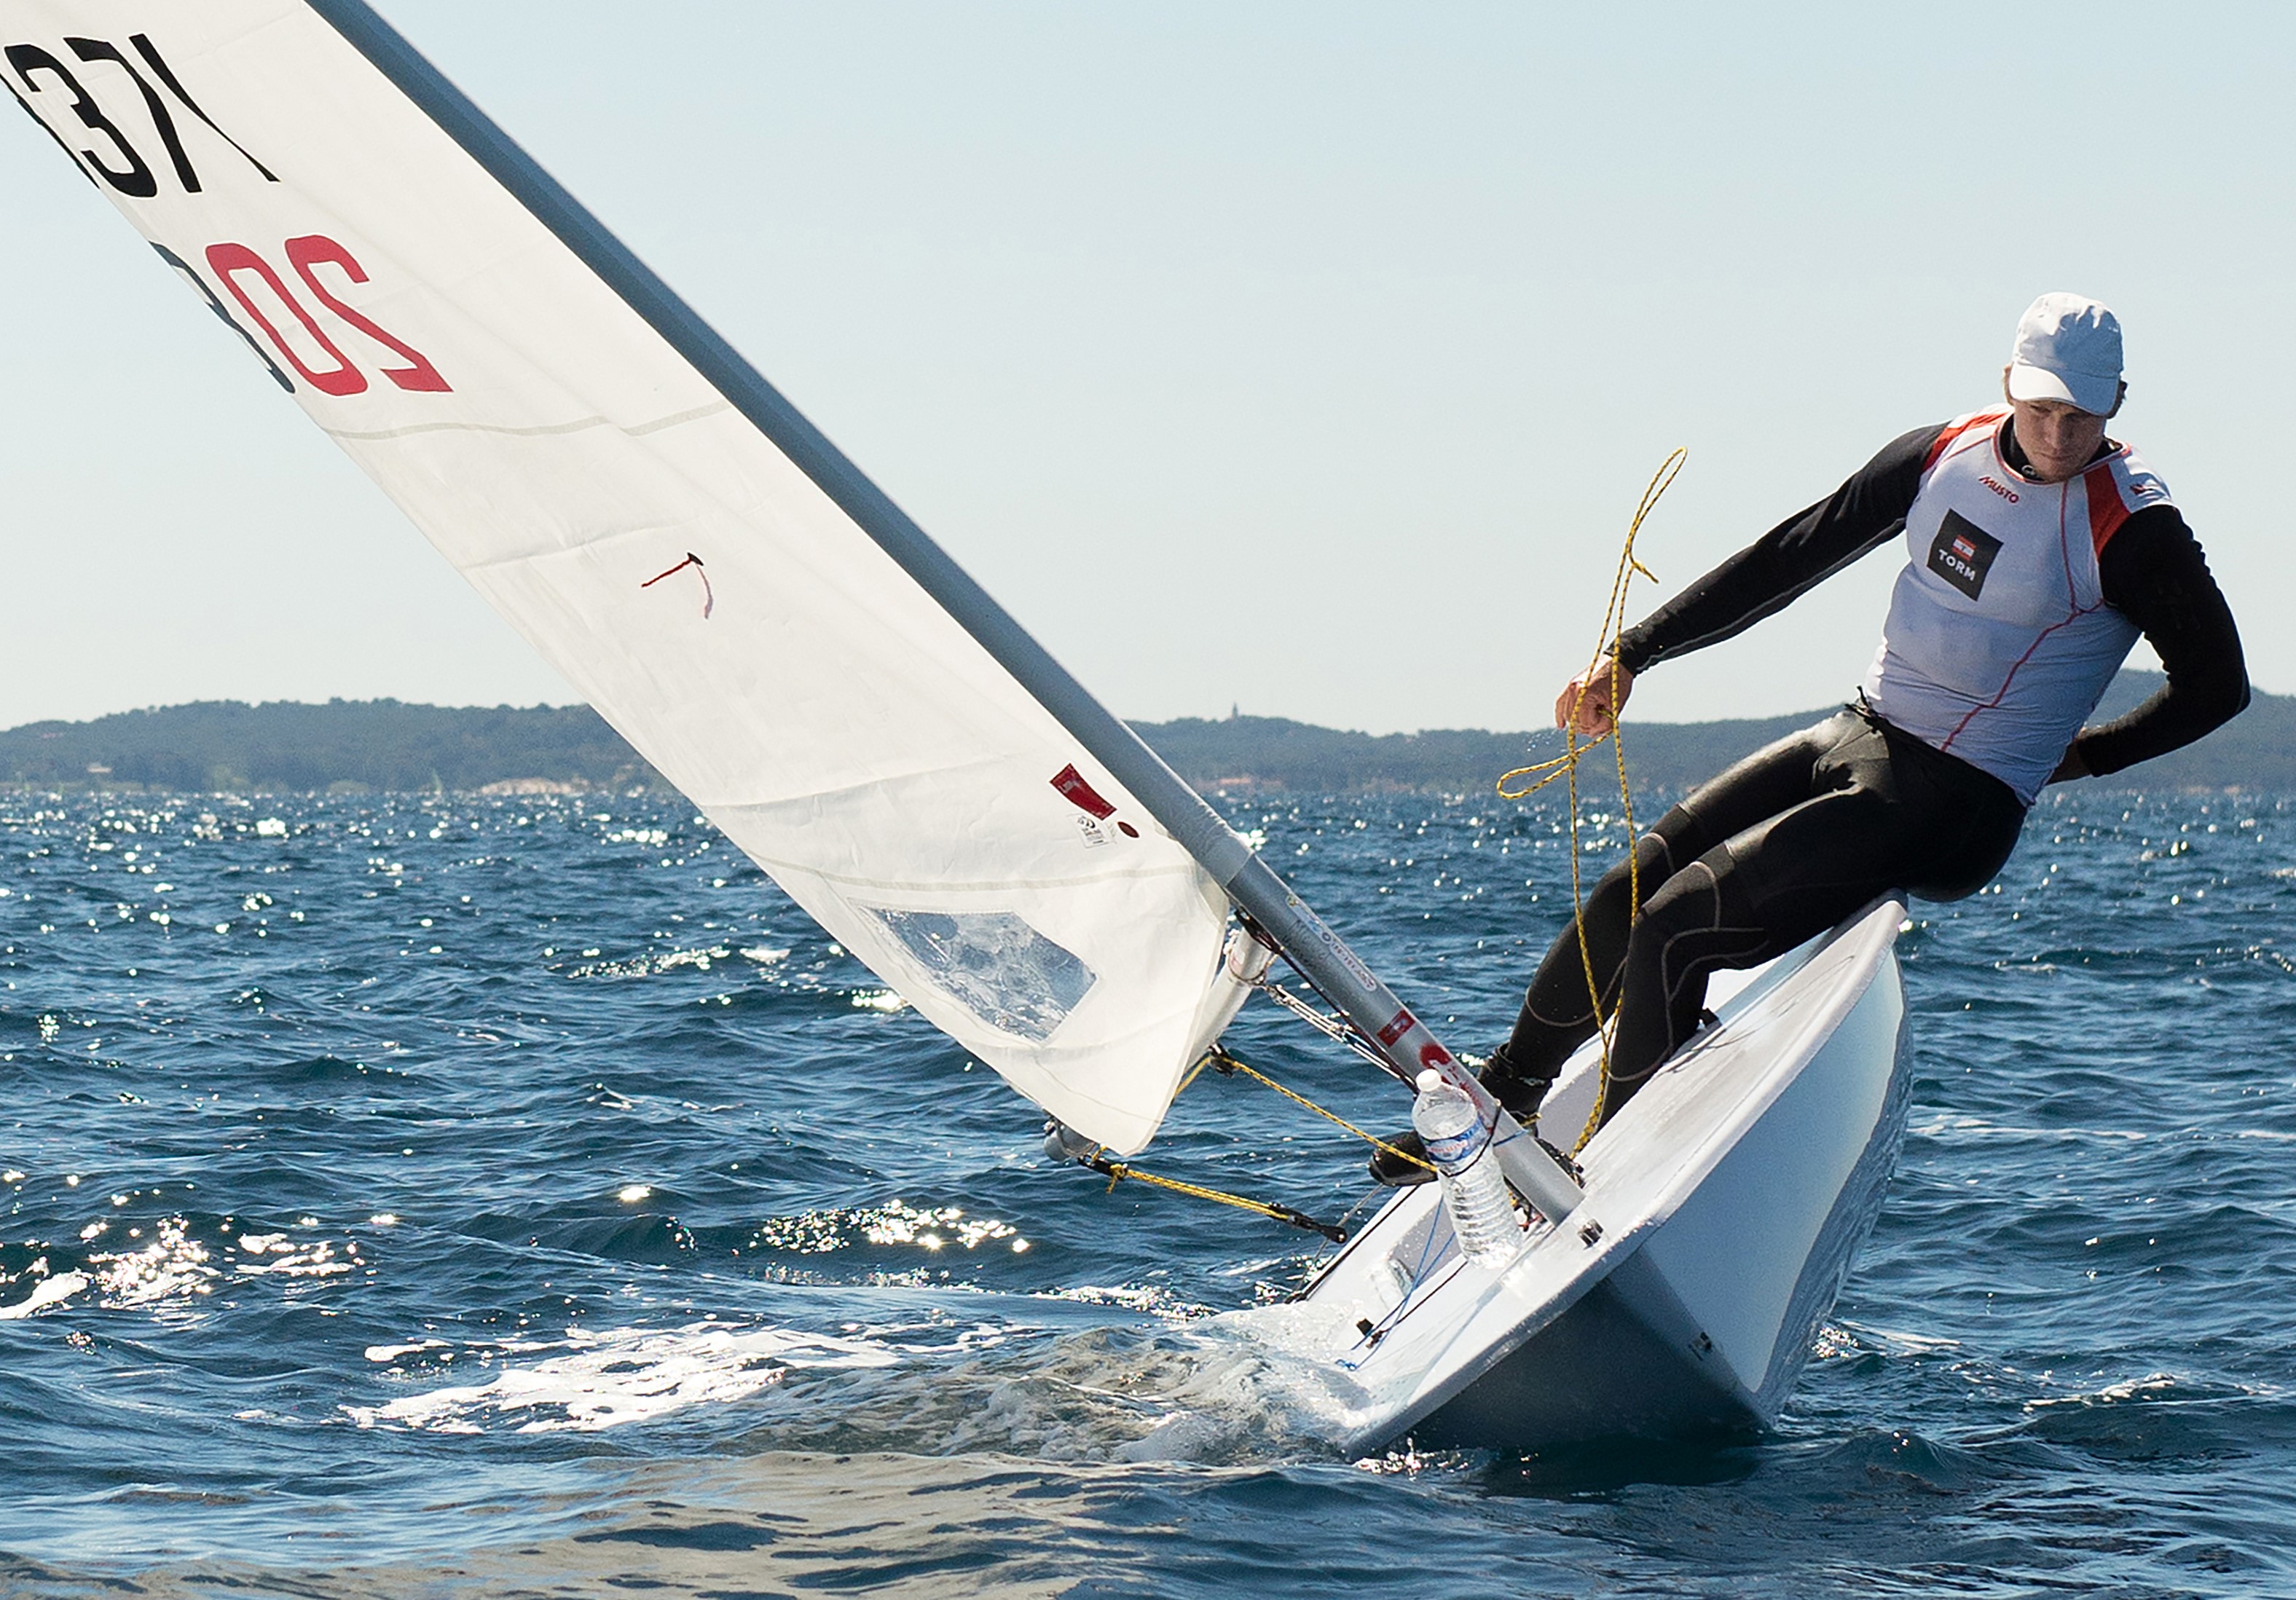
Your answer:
[323,399,731,443]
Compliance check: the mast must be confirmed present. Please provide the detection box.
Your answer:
[304,0,1582,1223]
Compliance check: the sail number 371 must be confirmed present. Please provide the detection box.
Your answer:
[5,30,451,398]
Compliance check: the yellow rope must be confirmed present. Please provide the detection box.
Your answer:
[1209,1047,1434,1173]
[1060,1049,1410,1238]
[1495,449,1686,1155]
[1494,450,1679,803]
[1172,1049,1223,1100]
[1079,1145,1346,1242]
[1093,1160,1294,1220]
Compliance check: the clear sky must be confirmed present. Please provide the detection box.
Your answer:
[3,1,2290,734]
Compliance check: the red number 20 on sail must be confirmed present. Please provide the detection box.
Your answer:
[204,233,451,395]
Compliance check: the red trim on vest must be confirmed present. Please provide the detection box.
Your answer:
[1941,486,2104,753]
[1923,409,2009,474]
[2083,461,2131,557]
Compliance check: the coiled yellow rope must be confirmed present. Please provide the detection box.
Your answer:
[1496,449,1686,1154]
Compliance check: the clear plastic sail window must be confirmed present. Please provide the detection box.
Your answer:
[864,907,1098,1044]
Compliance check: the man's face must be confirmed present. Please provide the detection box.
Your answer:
[2000,366,2121,483]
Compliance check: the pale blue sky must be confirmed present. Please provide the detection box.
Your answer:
[4,1,2290,733]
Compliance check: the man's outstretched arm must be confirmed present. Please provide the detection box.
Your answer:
[1613,422,1943,674]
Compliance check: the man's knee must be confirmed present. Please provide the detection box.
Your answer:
[1629,855,1729,942]
[1591,827,1681,902]
[1624,851,1773,991]
[1646,803,1715,869]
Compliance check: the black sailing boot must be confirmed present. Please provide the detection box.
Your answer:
[1367,1050,1554,1188]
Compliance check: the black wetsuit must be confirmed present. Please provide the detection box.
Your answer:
[1483,417,2249,1123]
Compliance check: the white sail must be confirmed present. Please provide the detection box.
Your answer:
[0,0,1232,1154]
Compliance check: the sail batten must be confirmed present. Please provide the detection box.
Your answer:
[321,401,733,444]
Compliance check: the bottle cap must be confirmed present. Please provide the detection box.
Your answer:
[1415,1068,1444,1092]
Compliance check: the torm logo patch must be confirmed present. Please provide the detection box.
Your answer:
[1927,509,2002,600]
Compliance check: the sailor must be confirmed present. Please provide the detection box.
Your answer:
[1375,292,2249,1185]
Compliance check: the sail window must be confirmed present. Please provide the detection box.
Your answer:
[865,908,1096,1044]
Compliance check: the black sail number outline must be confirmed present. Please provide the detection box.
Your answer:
[126,33,278,183]
[1,25,444,404]
[0,58,98,188]
[4,42,156,195]
[66,36,201,192]
[2,29,275,196]
[151,240,296,393]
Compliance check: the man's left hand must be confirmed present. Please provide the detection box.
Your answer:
[2048,741,2093,784]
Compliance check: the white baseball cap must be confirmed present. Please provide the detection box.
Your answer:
[2007,293,2123,415]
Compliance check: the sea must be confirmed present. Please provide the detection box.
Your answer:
[2,781,2293,1598]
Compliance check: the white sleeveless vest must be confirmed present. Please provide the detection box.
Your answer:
[1861,409,2167,804]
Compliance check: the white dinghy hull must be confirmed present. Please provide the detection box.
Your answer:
[1274,897,1912,1454]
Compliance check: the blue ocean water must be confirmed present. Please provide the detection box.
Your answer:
[2,783,2293,1597]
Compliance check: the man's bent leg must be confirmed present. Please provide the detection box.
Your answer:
[1375,714,1862,1187]
[1600,784,1903,1122]
[1490,714,1856,1093]
[1491,828,1678,1095]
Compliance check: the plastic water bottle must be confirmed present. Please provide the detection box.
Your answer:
[1412,1069,1522,1269]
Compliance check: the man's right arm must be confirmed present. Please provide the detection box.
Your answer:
[1614,422,1943,674]
[2059,507,2248,778]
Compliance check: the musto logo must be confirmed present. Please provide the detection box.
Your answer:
[1978,474,2021,503]
[1926,509,2002,600]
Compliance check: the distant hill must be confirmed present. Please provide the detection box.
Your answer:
[0,671,2280,796]
[0,699,658,794]
[1139,671,2292,798]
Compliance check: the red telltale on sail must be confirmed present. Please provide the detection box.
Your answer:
[641,551,713,619]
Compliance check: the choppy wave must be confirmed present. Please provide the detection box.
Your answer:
[4,788,2295,1596]
[348,1320,906,1434]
